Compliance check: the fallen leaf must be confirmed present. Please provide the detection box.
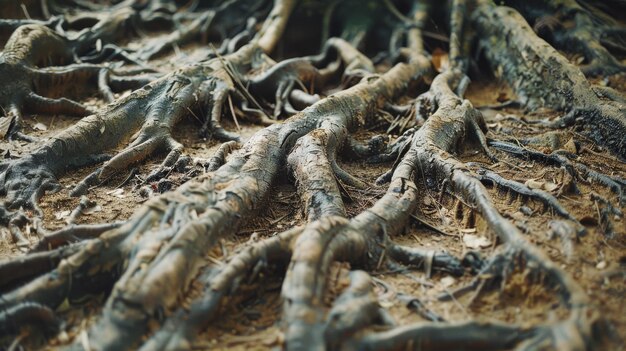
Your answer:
[431,48,449,73]
[33,122,48,131]
[463,234,491,249]
[55,210,71,220]
[106,188,125,198]
[525,179,543,189]
[0,116,14,138]
[82,205,102,215]
[543,182,559,192]
[441,276,456,288]
[562,138,577,154]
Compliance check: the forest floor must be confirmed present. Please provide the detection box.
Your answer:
[1,33,625,351]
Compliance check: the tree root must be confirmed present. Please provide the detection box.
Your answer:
[139,225,304,351]
[0,241,85,290]
[324,270,395,350]
[0,22,163,140]
[475,168,585,234]
[288,128,349,219]
[362,68,595,351]
[344,321,531,351]
[0,302,60,340]
[31,222,123,252]
[473,1,626,160]
[489,140,625,205]
[2,43,267,206]
[0,1,615,350]
[505,0,626,77]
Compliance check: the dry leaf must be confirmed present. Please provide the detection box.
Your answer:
[34,122,48,131]
[463,234,491,249]
[543,182,559,192]
[82,205,102,215]
[106,188,125,198]
[440,276,456,288]
[431,48,449,73]
[0,116,14,138]
[525,179,543,189]
[55,210,71,220]
[562,138,577,154]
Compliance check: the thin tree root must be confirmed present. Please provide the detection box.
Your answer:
[344,321,531,351]
[475,168,585,234]
[31,222,123,252]
[489,140,625,205]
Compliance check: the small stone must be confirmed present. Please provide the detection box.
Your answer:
[596,261,607,270]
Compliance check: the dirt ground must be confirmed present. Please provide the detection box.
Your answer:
[1,32,625,351]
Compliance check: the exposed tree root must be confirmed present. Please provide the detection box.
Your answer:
[0,302,60,340]
[473,1,626,160]
[0,0,620,350]
[505,0,626,77]
[139,226,303,351]
[0,22,159,140]
[324,270,395,350]
[475,167,585,234]
[0,241,85,290]
[31,222,123,252]
[489,141,625,205]
[344,320,530,351]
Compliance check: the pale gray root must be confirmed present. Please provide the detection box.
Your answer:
[472,1,626,160]
[324,270,395,350]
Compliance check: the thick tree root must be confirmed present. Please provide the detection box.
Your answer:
[0,241,85,290]
[0,29,435,351]
[324,270,394,350]
[0,25,90,138]
[504,0,626,77]
[288,128,348,218]
[204,140,242,172]
[345,68,595,351]
[2,43,265,207]
[473,1,626,160]
[0,302,60,340]
[0,1,616,350]
[139,226,303,351]
[0,22,162,139]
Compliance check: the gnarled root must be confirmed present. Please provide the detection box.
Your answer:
[324,271,395,350]
[472,2,626,160]
[505,0,626,77]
